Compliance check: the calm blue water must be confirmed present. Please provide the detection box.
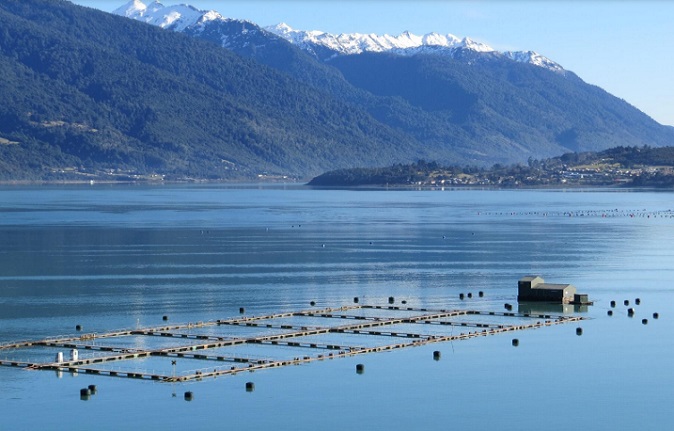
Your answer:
[1,185,673,430]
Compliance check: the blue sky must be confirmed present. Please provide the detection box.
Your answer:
[73,1,674,126]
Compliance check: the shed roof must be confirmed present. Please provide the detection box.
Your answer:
[520,275,543,282]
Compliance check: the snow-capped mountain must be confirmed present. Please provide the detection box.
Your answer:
[265,23,566,73]
[502,50,565,73]
[113,0,223,31]
[6,0,673,182]
[112,1,565,73]
[265,23,494,57]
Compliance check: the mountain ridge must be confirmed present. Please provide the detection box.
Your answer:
[114,0,565,73]
[109,0,674,158]
[0,0,672,182]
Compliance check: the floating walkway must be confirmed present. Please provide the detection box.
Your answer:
[0,303,583,382]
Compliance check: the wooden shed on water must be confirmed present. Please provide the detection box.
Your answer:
[517,276,576,303]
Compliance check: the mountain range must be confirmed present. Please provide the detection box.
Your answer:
[0,0,672,182]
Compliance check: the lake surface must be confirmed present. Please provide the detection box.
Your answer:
[1,185,673,430]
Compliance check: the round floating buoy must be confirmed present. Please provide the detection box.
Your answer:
[310,301,316,306]
[512,339,519,347]
[388,297,395,304]
[459,293,465,300]
[607,310,613,316]
[245,382,255,392]
[401,300,407,304]
[88,384,97,394]
[653,312,659,319]
[75,325,82,332]
[610,300,616,308]
[467,293,473,299]
[162,315,168,321]
[478,291,484,298]
[184,391,193,401]
[627,308,635,317]
[239,307,245,314]
[576,327,583,336]
[642,319,648,325]
[353,297,359,304]
[433,351,441,360]
[80,388,91,397]
[624,300,629,306]
[356,364,365,374]
[635,298,641,305]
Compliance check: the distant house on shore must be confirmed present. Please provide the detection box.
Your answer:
[517,276,576,303]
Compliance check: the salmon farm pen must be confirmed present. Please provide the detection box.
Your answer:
[0,303,584,382]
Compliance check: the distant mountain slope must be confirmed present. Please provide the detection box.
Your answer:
[113,1,674,168]
[1,0,673,182]
[0,0,426,181]
[329,52,672,154]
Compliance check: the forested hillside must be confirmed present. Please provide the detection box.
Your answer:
[0,0,422,181]
[1,0,673,182]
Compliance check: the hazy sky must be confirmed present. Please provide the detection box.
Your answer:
[72,1,674,126]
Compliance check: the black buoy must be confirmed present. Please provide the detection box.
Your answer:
[80,388,91,397]
[239,307,245,314]
[627,308,635,317]
[607,310,613,316]
[459,293,465,300]
[635,298,641,305]
[642,319,648,325]
[356,363,365,374]
[401,300,407,304]
[610,300,616,308]
[87,384,97,394]
[512,339,519,347]
[624,300,630,306]
[653,312,659,319]
[388,297,395,304]
[162,315,168,321]
[478,291,484,298]
[467,293,473,299]
[75,325,82,332]
[310,301,316,306]
[433,350,441,360]
[184,391,193,401]
[576,327,583,336]
[245,382,255,392]
[353,297,359,304]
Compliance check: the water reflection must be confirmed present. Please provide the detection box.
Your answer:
[517,302,590,314]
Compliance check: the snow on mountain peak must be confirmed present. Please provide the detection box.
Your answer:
[111,2,564,73]
[264,24,495,57]
[113,0,222,31]
[503,51,564,73]
[113,0,149,17]
[264,24,564,72]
